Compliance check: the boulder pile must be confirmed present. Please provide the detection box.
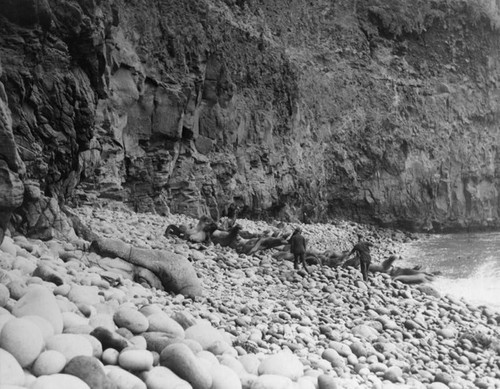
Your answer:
[0,205,499,389]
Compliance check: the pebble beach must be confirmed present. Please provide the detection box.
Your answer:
[0,205,499,389]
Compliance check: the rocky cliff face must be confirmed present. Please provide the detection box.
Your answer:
[0,60,24,243]
[1,0,500,235]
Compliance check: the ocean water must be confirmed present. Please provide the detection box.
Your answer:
[398,232,500,312]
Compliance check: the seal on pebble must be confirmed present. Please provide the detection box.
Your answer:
[369,255,436,284]
[164,215,215,243]
[210,224,242,247]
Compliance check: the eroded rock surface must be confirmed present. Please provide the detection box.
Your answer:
[0,62,24,245]
[1,0,500,233]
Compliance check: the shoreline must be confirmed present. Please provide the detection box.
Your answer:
[0,205,499,388]
[399,231,500,312]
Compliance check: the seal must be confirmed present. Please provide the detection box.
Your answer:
[392,273,435,284]
[210,225,242,247]
[369,255,436,284]
[164,216,215,243]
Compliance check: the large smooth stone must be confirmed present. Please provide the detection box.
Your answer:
[328,341,352,357]
[160,343,212,389]
[0,283,9,306]
[239,354,261,375]
[102,348,120,365]
[249,374,293,389]
[118,349,154,371]
[171,311,197,329]
[82,334,104,358]
[45,334,93,360]
[0,348,24,386]
[143,331,182,354]
[148,312,185,338]
[23,315,55,340]
[167,338,204,354]
[7,279,27,300]
[0,237,17,256]
[30,374,91,389]
[129,335,147,350]
[0,317,44,367]
[384,366,403,382]
[24,370,37,387]
[258,351,304,380]
[113,307,149,334]
[63,311,89,330]
[428,383,452,389]
[0,312,14,333]
[90,327,129,351]
[436,327,457,339]
[351,325,379,340]
[12,256,36,275]
[139,304,164,317]
[32,350,67,376]
[211,364,242,389]
[197,350,219,368]
[349,342,367,358]
[55,296,79,314]
[90,313,116,331]
[218,354,247,377]
[317,374,338,389]
[140,366,192,389]
[32,263,64,285]
[321,349,340,364]
[104,365,147,389]
[68,284,101,306]
[64,355,117,389]
[12,284,63,334]
[184,323,229,351]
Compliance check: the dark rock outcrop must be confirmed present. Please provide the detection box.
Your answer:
[0,62,24,244]
[1,0,500,233]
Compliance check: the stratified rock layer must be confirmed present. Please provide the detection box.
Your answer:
[1,0,500,232]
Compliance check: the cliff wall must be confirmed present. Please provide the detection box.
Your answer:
[1,0,500,234]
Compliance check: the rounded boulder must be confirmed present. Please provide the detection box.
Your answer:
[30,373,91,389]
[90,327,129,352]
[45,333,93,361]
[32,350,67,376]
[64,355,117,389]
[160,343,212,389]
[147,312,185,339]
[0,283,9,307]
[0,348,25,386]
[113,307,149,334]
[0,317,44,367]
[118,349,154,371]
[249,374,293,389]
[140,366,192,389]
[257,351,304,380]
[211,364,242,389]
[184,322,229,351]
[12,284,63,334]
[104,365,147,389]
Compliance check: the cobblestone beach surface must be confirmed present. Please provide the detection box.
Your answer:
[0,205,499,389]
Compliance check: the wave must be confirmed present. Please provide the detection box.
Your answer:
[431,275,500,311]
[399,233,500,311]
